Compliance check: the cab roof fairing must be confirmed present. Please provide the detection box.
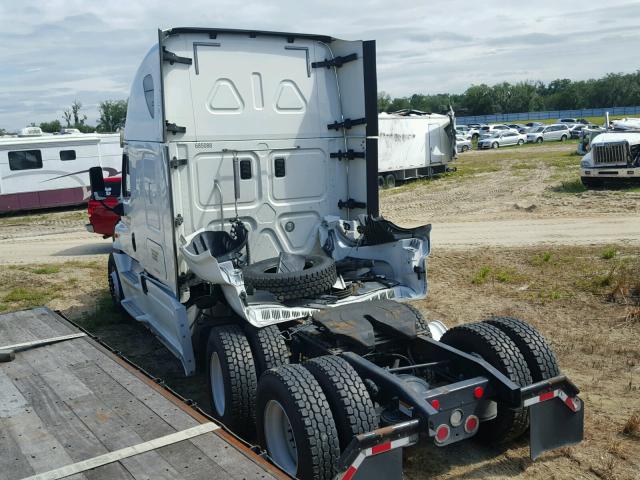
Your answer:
[161,27,335,44]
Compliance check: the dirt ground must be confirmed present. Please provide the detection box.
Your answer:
[0,141,639,479]
[381,142,640,225]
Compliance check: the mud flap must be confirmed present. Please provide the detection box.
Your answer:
[334,420,419,480]
[529,395,584,460]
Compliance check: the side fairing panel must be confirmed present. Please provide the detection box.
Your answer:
[124,46,164,143]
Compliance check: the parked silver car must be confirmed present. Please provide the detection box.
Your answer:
[478,130,527,149]
[526,124,571,143]
[456,135,472,152]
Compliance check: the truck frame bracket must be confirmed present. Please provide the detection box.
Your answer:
[311,53,358,68]
[165,121,186,135]
[338,199,366,210]
[162,47,193,65]
[328,117,367,130]
[330,149,365,160]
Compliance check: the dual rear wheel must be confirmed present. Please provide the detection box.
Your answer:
[206,315,559,478]
[441,316,559,442]
[256,358,377,479]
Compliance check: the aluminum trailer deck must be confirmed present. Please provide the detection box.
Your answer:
[0,308,286,480]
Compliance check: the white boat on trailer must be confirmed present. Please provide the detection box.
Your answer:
[0,127,122,213]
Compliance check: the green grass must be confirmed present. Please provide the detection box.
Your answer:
[601,247,617,260]
[31,265,61,275]
[530,251,553,266]
[512,162,536,170]
[3,285,62,308]
[471,266,519,285]
[552,179,587,193]
[0,208,85,226]
[521,115,626,126]
[536,287,572,301]
[76,293,126,330]
[472,266,492,285]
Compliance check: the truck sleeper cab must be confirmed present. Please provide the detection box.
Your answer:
[93,27,584,480]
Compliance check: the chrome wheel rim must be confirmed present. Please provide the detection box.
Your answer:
[264,400,298,475]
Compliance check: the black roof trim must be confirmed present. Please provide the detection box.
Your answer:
[164,27,334,43]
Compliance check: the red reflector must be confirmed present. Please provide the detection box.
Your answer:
[342,465,358,480]
[430,399,440,410]
[539,391,555,402]
[435,424,450,443]
[371,441,392,455]
[473,386,484,399]
[464,415,479,433]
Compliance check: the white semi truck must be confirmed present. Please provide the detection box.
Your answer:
[90,27,583,480]
[580,118,640,187]
[378,110,456,188]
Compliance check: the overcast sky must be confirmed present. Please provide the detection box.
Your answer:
[1,0,639,130]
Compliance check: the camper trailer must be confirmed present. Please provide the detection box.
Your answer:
[91,27,583,480]
[0,128,122,213]
[378,110,456,188]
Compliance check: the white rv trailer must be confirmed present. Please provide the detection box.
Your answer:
[378,110,456,188]
[0,128,122,213]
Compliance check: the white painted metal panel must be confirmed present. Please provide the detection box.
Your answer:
[378,114,453,173]
[161,33,344,142]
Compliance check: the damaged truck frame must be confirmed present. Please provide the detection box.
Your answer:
[89,27,583,480]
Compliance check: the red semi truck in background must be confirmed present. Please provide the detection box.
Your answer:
[86,176,121,237]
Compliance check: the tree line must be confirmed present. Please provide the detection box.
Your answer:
[35,99,128,134]
[378,71,640,116]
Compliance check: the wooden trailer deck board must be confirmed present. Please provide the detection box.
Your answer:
[0,308,285,480]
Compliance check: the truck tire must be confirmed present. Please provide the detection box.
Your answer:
[385,174,396,189]
[206,325,257,437]
[483,316,560,382]
[257,364,340,480]
[107,253,125,311]
[402,302,432,336]
[378,175,385,188]
[242,255,337,301]
[440,322,532,443]
[305,356,378,451]
[246,324,289,378]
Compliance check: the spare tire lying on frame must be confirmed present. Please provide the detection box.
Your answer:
[242,254,337,301]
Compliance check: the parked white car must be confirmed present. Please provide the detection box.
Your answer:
[558,118,578,125]
[478,124,517,140]
[526,124,571,143]
[524,122,544,132]
[477,130,526,149]
[456,135,472,152]
[456,125,480,140]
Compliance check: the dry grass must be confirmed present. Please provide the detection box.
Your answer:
[622,413,640,439]
[0,260,105,314]
[411,244,640,480]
